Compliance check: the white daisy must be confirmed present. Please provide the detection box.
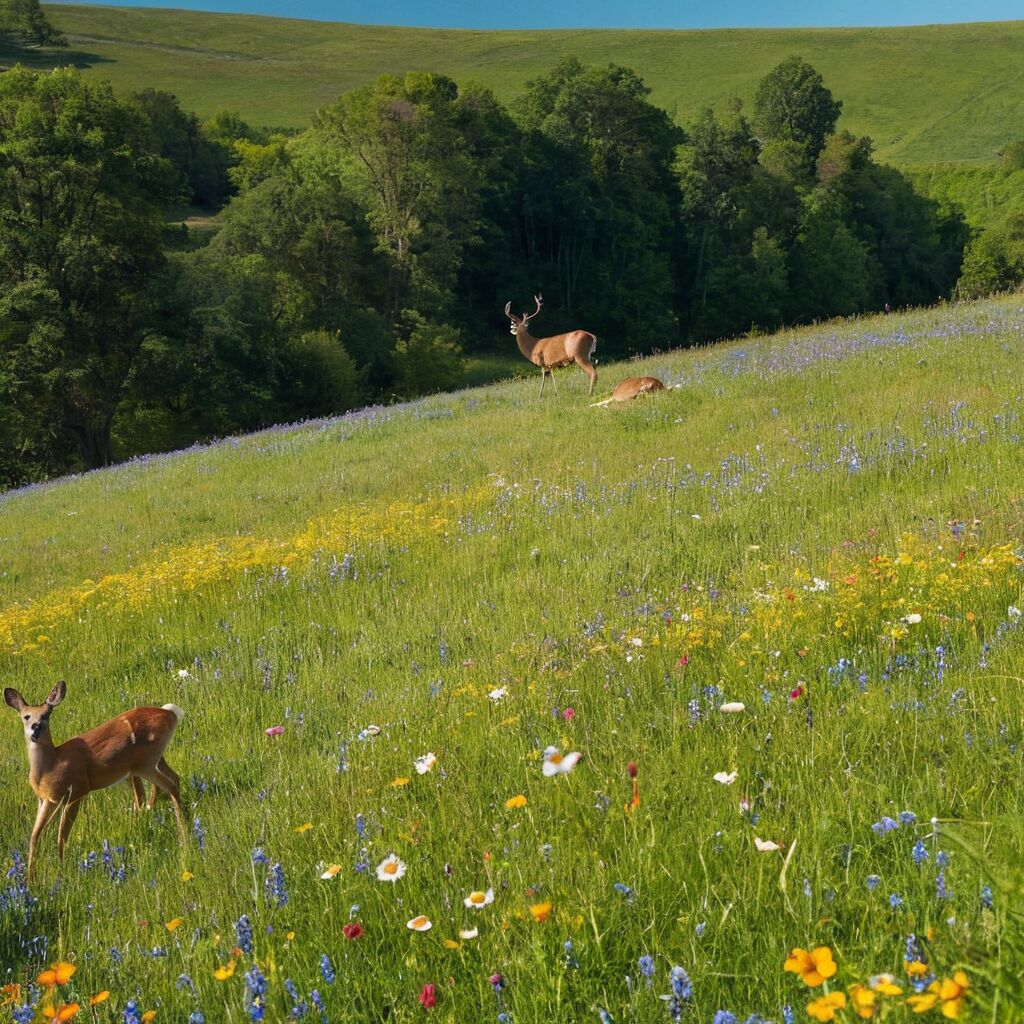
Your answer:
[754,837,780,852]
[320,864,342,880]
[719,702,746,713]
[407,915,432,931]
[414,752,437,775]
[375,854,406,882]
[458,927,479,940]
[713,770,738,785]
[542,746,582,777]
[463,888,494,910]
[488,687,508,702]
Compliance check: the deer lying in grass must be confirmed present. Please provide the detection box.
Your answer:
[505,295,597,396]
[590,376,667,407]
[4,681,187,881]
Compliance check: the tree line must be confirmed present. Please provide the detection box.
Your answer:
[0,54,989,488]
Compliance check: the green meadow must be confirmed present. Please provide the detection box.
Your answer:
[4,6,1022,163]
[2,296,1024,1020]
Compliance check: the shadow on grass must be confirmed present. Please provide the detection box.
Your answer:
[0,38,110,71]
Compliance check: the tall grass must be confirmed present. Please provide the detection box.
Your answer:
[2,297,1024,1021]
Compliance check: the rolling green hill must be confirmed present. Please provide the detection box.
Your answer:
[4,5,1022,163]
[2,297,1024,1017]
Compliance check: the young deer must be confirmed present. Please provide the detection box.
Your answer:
[505,295,597,396]
[4,681,187,881]
[590,376,667,407]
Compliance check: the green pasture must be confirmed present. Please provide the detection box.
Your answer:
[2,7,1021,163]
[2,297,1024,1020]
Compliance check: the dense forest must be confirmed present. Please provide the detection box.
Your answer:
[0,39,1019,488]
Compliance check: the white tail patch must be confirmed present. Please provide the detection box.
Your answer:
[162,703,185,723]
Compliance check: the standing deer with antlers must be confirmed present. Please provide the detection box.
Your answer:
[4,681,187,881]
[505,295,597,396]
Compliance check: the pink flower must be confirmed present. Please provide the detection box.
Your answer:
[265,725,285,737]
[789,686,805,700]
[676,655,689,668]
[562,707,575,720]
[418,983,436,1009]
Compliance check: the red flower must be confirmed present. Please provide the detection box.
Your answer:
[789,686,804,700]
[342,922,364,940]
[627,762,638,779]
[418,984,436,1009]
[676,655,689,668]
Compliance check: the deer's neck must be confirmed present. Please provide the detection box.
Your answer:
[515,328,540,361]
[26,734,57,786]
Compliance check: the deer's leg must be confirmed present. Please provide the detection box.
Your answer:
[580,359,597,396]
[549,369,559,396]
[56,799,83,862]
[129,776,147,811]
[153,758,179,810]
[139,764,187,843]
[539,370,547,396]
[28,799,59,882]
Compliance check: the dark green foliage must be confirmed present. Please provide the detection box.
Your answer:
[0,0,64,45]
[957,213,1024,298]
[392,315,467,398]
[0,66,181,472]
[754,56,842,168]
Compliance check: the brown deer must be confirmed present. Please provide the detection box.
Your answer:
[505,295,597,396]
[591,376,667,407]
[4,681,187,881]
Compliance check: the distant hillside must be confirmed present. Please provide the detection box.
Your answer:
[5,6,1021,163]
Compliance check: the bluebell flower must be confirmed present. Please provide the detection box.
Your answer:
[936,850,950,868]
[889,892,904,909]
[613,882,635,904]
[782,1007,794,1024]
[123,1002,143,1024]
[912,839,928,865]
[265,862,288,907]
[235,914,254,955]
[695,921,706,937]
[188,1013,206,1024]
[638,955,655,978]
[936,873,951,899]
[981,884,994,909]
[712,1013,737,1024]
[320,954,335,984]
[866,874,881,891]
[193,816,206,851]
[244,965,268,1021]
[899,811,917,825]
[252,847,269,864]
[670,965,692,999]
[872,816,899,834]
[13,1007,34,1024]
[311,989,327,1023]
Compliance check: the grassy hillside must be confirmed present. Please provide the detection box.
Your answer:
[2,296,1024,1019]
[907,164,1024,228]
[1,6,1019,163]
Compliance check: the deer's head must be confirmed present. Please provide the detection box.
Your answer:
[504,295,543,337]
[4,681,65,744]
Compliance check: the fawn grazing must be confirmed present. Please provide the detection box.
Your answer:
[505,295,598,396]
[591,376,667,407]
[4,681,187,881]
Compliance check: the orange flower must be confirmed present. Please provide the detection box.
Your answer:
[807,993,846,1022]
[89,992,110,1006]
[505,794,528,809]
[142,1012,157,1023]
[164,917,183,932]
[42,1004,81,1021]
[529,901,553,923]
[37,962,76,987]
[784,947,837,987]
[849,984,878,1019]
[1,984,21,1007]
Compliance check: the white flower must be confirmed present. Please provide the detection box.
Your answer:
[542,746,582,777]
[463,888,494,910]
[414,752,437,774]
[691,513,702,520]
[630,637,644,647]
[320,864,342,880]
[488,687,507,702]
[358,724,382,740]
[406,915,432,931]
[719,702,745,713]
[904,613,922,625]
[713,770,738,785]
[1009,605,1021,621]
[806,577,830,592]
[177,668,190,679]
[754,837,780,852]
[458,927,479,940]
[375,854,406,882]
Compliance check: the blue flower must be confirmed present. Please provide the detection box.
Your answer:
[866,874,881,891]
[320,954,335,984]
[123,1002,143,1024]
[912,839,928,865]
[638,955,655,978]
[936,850,950,868]
[872,816,899,834]
[188,1013,206,1024]
[712,1013,737,1024]
[889,892,904,909]
[899,811,917,825]
[235,914,254,956]
[981,884,994,909]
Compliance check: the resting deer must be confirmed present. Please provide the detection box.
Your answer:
[591,376,667,407]
[4,681,187,881]
[505,295,597,396]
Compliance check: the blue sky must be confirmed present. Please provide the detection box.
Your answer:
[58,0,1022,29]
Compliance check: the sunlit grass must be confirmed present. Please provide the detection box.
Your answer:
[2,297,1024,1021]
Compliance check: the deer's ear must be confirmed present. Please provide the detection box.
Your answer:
[4,688,26,711]
[45,680,66,707]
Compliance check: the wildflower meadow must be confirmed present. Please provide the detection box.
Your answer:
[2,297,1024,1021]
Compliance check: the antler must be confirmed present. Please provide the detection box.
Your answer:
[504,301,513,318]
[524,294,543,323]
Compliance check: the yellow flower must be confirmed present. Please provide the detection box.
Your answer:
[849,984,878,1019]
[142,1012,157,1023]
[391,777,411,788]
[907,991,940,1014]
[320,864,343,880]
[214,959,237,981]
[807,992,846,1022]
[530,901,553,923]
[180,870,194,882]
[443,939,461,949]
[937,972,969,1018]
[37,963,76,987]
[784,947,837,987]
[42,1004,81,1021]
[88,993,110,1007]
[905,960,930,978]
[505,794,528,809]
[294,822,313,833]
[1,984,21,1007]
[869,974,903,996]
[165,917,183,932]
